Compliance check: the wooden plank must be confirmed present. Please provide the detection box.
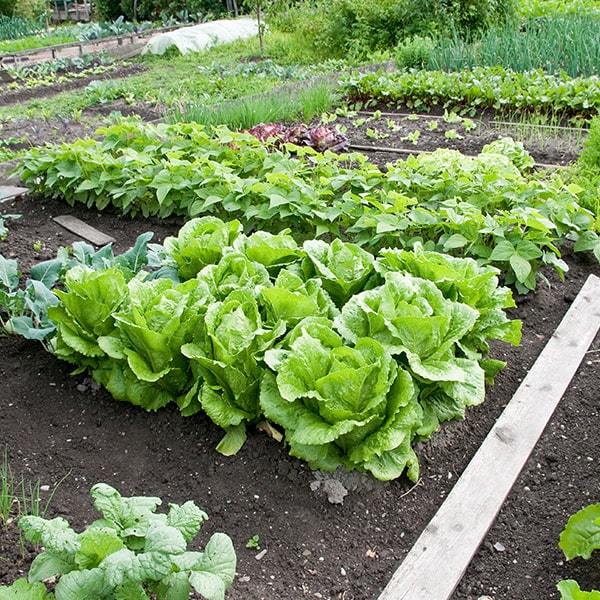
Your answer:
[0,185,28,202]
[52,215,116,246]
[378,273,600,600]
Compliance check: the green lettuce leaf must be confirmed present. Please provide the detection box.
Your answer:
[260,269,338,328]
[235,229,305,273]
[335,271,479,381]
[559,502,600,560]
[261,326,421,480]
[163,216,242,280]
[557,580,600,600]
[302,238,378,308]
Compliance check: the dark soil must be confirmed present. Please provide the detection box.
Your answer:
[0,66,599,600]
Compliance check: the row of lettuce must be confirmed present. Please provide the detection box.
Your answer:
[1,218,521,482]
[14,120,600,294]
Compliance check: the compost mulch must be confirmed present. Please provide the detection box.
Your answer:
[0,78,599,599]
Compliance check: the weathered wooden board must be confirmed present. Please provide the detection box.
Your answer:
[52,215,116,246]
[378,273,600,600]
[0,185,28,202]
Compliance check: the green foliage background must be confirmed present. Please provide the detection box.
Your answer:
[271,0,515,59]
[93,0,227,21]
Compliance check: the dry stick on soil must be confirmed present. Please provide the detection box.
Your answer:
[378,273,600,600]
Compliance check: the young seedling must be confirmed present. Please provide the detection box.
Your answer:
[246,534,261,550]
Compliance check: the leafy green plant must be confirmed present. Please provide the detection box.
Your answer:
[261,320,422,481]
[14,120,600,292]
[5,216,521,481]
[444,128,463,140]
[0,14,43,41]
[0,578,53,599]
[3,483,236,600]
[557,502,600,599]
[394,35,435,70]
[341,66,600,119]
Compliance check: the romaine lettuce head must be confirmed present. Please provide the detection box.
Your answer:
[107,277,212,382]
[334,271,480,382]
[93,277,213,411]
[376,245,522,355]
[302,239,378,308]
[49,265,129,366]
[197,252,271,301]
[234,229,305,273]
[181,289,286,454]
[163,217,242,280]
[260,269,339,329]
[261,325,422,481]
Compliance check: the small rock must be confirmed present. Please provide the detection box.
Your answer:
[255,549,268,561]
[493,542,506,552]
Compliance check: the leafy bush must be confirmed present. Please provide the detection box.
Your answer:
[270,0,514,59]
[15,120,600,292]
[394,35,435,70]
[580,116,600,170]
[341,66,600,118]
[0,483,236,600]
[0,14,43,39]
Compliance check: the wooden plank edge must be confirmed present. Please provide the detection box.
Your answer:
[52,215,116,246]
[0,185,28,202]
[378,273,600,600]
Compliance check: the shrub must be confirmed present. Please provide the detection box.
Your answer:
[580,115,600,170]
[270,0,515,60]
[394,35,435,69]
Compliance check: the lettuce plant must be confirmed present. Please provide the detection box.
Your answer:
[3,215,522,481]
[163,217,243,281]
[301,238,378,308]
[557,502,600,599]
[94,277,214,411]
[234,229,305,274]
[261,318,422,481]
[260,269,339,328]
[181,288,286,455]
[48,265,130,369]
[375,244,522,365]
[11,483,236,600]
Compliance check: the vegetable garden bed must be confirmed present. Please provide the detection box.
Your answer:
[1,71,599,599]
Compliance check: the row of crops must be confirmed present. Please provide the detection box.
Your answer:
[2,1,600,486]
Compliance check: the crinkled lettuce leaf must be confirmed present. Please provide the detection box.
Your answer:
[261,324,422,481]
[163,216,242,280]
[302,238,378,308]
[182,289,285,453]
[260,269,338,328]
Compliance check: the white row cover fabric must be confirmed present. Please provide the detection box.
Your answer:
[142,17,259,55]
